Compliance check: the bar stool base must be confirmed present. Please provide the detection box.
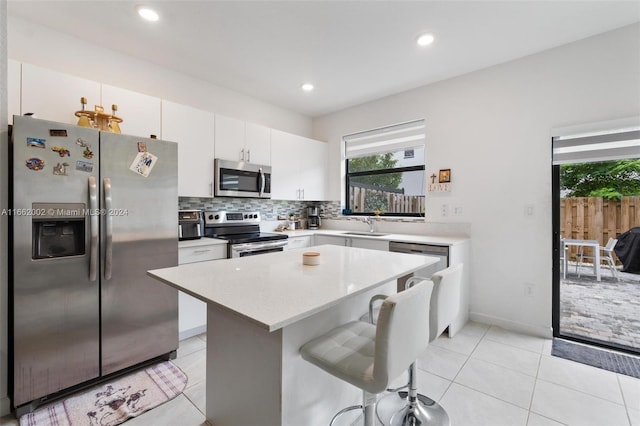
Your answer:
[377,391,450,426]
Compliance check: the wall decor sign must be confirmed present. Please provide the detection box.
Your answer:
[438,169,451,183]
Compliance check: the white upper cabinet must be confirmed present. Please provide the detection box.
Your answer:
[271,129,328,201]
[101,84,161,139]
[214,114,271,165]
[162,100,215,197]
[8,60,21,122]
[21,63,101,125]
[244,122,271,165]
[214,114,244,161]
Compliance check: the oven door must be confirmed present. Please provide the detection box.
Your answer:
[214,159,271,198]
[230,240,288,258]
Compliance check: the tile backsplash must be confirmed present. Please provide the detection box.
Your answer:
[179,197,341,220]
[178,198,469,236]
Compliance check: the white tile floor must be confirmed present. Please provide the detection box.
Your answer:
[2,322,639,426]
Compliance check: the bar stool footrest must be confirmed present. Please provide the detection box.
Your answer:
[330,404,363,426]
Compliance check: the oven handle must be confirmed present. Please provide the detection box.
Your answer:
[231,239,288,253]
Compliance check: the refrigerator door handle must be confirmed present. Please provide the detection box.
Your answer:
[89,176,98,281]
[104,178,113,280]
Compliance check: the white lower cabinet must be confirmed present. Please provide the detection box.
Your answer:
[178,242,227,340]
[313,234,389,251]
[285,235,312,251]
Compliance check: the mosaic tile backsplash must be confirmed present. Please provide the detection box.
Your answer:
[179,197,342,221]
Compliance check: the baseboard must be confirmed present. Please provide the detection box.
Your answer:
[470,312,553,339]
[0,395,11,417]
[179,325,207,341]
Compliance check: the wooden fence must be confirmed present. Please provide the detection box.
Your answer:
[561,196,640,262]
[349,186,425,214]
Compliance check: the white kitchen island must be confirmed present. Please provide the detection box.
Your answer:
[148,244,438,426]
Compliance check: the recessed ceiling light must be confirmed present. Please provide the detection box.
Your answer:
[136,5,159,22]
[301,83,314,92]
[416,33,435,47]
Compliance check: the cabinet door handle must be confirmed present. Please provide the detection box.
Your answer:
[246,149,251,162]
[209,182,213,196]
[193,249,212,254]
[240,149,245,161]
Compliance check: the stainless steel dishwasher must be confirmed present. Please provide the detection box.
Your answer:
[389,241,449,290]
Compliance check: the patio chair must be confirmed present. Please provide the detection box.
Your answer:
[577,238,620,281]
[560,244,568,279]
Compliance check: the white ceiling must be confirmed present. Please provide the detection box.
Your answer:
[7,1,640,117]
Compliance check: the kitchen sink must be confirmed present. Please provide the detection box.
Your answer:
[343,232,390,237]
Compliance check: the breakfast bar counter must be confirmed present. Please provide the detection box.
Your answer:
[148,244,438,426]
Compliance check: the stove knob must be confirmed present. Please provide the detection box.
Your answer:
[214,214,220,220]
[208,214,214,220]
[253,214,258,219]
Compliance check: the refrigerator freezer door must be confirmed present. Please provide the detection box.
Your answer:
[11,116,101,406]
[99,132,179,375]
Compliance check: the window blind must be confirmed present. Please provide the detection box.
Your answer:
[552,128,640,165]
[344,119,425,159]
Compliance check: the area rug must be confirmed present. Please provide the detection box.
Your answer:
[552,338,640,379]
[19,361,187,426]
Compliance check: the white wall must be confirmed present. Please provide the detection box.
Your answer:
[7,17,312,137]
[313,23,640,337]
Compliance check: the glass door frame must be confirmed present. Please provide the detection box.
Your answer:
[552,163,639,355]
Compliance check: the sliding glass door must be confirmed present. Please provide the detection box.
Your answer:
[552,124,640,355]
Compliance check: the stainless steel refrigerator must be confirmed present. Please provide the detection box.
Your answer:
[10,116,178,414]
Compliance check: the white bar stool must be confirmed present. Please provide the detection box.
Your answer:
[376,263,464,426]
[300,280,433,426]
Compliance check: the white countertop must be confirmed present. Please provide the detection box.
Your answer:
[179,238,228,248]
[279,229,468,246]
[178,229,468,249]
[148,244,437,331]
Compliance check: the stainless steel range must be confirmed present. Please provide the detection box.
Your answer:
[204,211,288,257]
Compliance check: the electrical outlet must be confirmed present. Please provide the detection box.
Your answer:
[524,204,534,216]
[524,282,534,297]
[272,206,278,215]
[441,204,449,217]
[453,205,463,216]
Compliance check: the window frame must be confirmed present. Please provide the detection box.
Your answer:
[344,159,426,218]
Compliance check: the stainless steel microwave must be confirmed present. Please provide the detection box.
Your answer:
[214,159,272,198]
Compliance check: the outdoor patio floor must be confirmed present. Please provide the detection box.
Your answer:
[560,263,640,352]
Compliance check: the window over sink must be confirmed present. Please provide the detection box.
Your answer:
[344,119,425,217]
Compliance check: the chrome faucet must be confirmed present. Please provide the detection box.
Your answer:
[361,216,375,232]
